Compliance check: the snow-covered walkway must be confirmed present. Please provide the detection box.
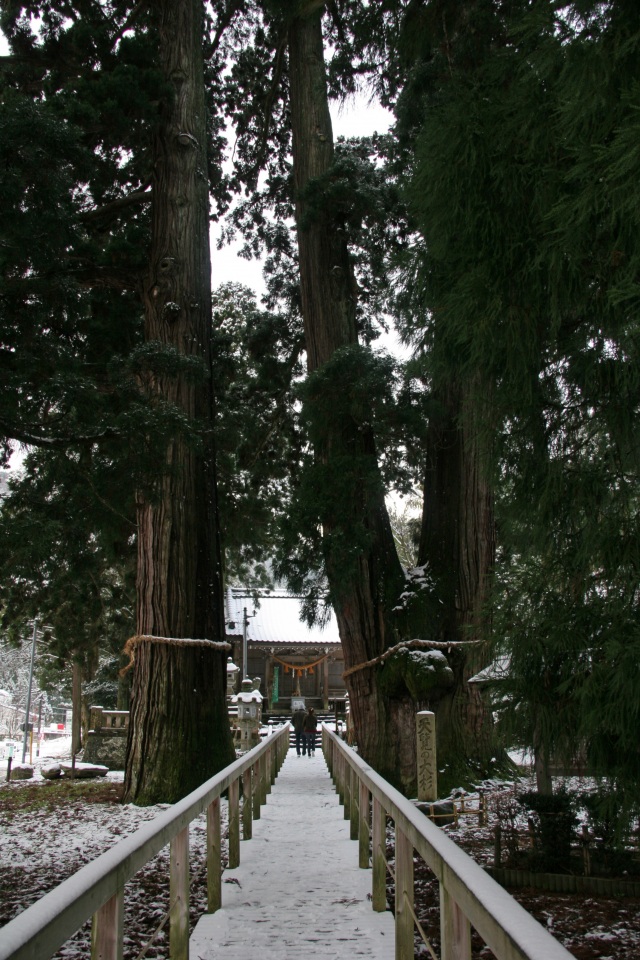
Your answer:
[190,747,395,960]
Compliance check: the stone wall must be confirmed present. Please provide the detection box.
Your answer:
[82,706,129,771]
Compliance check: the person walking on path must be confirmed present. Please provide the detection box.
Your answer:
[291,706,306,755]
[303,706,318,756]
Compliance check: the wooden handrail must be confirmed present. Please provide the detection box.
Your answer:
[0,724,290,960]
[322,725,574,960]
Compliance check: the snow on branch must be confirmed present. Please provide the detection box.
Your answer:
[343,636,483,679]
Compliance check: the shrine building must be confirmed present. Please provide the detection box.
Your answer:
[224,588,347,714]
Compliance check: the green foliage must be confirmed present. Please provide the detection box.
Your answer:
[393,0,640,791]
[0,448,136,667]
[0,3,248,659]
[0,2,155,469]
[298,136,411,335]
[211,282,304,582]
[580,788,636,861]
[276,343,423,612]
[1,0,638,793]
[518,789,578,872]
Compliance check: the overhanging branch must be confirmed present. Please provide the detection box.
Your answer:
[79,189,152,223]
[0,420,120,449]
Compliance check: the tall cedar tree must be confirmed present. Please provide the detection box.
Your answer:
[124,0,235,804]
[0,0,236,802]
[396,0,498,785]
[286,3,471,791]
[400,0,639,800]
[216,0,492,790]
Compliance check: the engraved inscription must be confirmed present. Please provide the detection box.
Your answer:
[416,711,437,802]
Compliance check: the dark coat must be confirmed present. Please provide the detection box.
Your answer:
[292,709,306,734]
[303,710,318,733]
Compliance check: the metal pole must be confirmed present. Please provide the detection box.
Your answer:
[21,620,37,762]
[36,696,43,757]
[242,606,248,680]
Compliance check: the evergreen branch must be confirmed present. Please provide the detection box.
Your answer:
[79,470,137,529]
[67,261,141,292]
[326,0,347,45]
[246,412,285,471]
[109,0,147,53]
[79,189,152,223]
[251,35,287,184]
[0,420,119,449]
[211,0,246,54]
[245,337,304,471]
[244,35,288,185]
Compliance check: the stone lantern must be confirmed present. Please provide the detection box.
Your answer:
[233,678,263,749]
[226,657,239,699]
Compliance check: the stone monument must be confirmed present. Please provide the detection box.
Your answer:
[416,710,437,802]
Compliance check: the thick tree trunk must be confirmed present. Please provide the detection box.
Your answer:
[123,0,234,805]
[125,638,234,802]
[289,8,416,789]
[419,379,495,788]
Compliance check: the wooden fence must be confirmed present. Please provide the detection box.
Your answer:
[0,724,290,960]
[323,725,574,960]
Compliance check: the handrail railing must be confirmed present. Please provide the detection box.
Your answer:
[322,725,574,960]
[0,724,290,960]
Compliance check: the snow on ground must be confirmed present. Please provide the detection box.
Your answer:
[0,742,395,960]
[190,750,395,960]
[1,775,156,872]
[0,736,223,958]
[2,740,640,960]
[411,772,640,960]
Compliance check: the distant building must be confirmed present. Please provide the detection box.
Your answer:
[224,589,346,713]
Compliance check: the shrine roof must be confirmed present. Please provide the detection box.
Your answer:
[224,589,341,648]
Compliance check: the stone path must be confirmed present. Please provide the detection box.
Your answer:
[189,747,395,960]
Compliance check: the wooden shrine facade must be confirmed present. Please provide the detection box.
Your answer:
[224,589,347,713]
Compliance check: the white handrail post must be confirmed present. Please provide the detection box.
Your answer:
[336,749,344,803]
[91,890,123,960]
[206,797,221,913]
[372,797,387,911]
[395,826,414,960]
[169,826,189,960]
[259,750,268,806]
[252,759,261,819]
[358,780,370,869]
[242,767,253,840]
[228,778,240,869]
[440,885,471,960]
[343,758,351,820]
[350,766,359,840]
[266,743,273,794]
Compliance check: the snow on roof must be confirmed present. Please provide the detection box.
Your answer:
[225,589,341,648]
[467,655,511,685]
